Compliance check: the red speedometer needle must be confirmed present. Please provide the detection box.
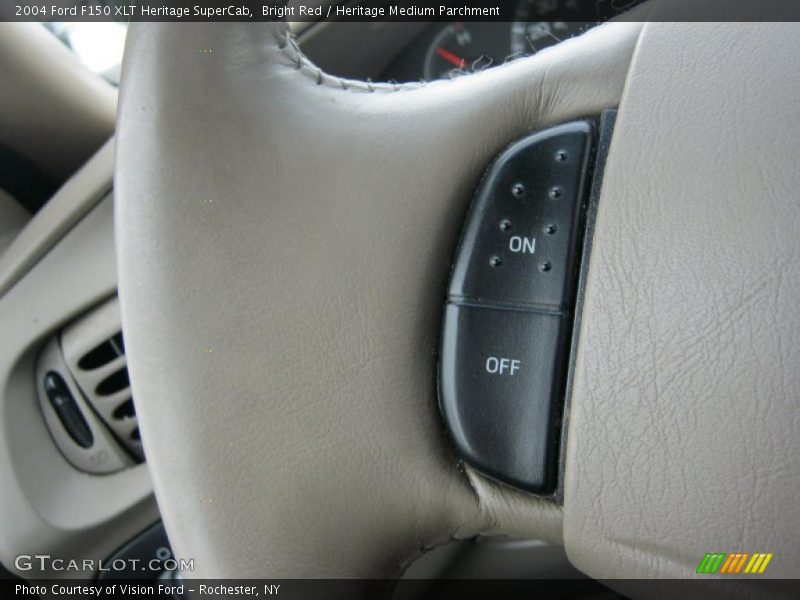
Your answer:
[435,47,466,69]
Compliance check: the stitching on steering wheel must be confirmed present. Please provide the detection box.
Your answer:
[269,22,606,96]
[269,24,428,93]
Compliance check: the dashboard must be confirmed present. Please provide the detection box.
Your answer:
[383,18,594,82]
[302,1,614,84]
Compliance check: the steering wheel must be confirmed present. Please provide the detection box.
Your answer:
[114,5,800,595]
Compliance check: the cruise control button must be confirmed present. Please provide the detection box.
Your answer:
[448,121,592,310]
[438,304,565,493]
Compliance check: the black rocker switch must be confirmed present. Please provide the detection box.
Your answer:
[43,371,93,449]
[439,120,596,494]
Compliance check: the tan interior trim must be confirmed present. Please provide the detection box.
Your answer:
[0,137,113,298]
[0,196,158,579]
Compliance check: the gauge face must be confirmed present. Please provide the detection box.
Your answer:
[423,23,507,81]
[412,3,601,82]
[511,0,594,55]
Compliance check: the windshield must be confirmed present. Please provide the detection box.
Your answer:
[44,22,128,85]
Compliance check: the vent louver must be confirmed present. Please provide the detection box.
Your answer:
[61,297,144,462]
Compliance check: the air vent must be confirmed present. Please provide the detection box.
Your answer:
[60,297,144,463]
[96,366,130,396]
[77,332,124,370]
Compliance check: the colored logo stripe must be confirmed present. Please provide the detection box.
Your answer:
[697,552,773,574]
[744,553,773,574]
[720,553,749,573]
[697,553,726,574]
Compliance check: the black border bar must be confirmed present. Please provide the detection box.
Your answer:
[2,0,800,23]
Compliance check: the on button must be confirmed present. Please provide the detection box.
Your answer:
[447,121,592,310]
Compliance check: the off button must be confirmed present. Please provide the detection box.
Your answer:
[438,304,565,493]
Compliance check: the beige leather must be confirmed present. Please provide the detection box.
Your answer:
[116,20,642,580]
[564,21,800,582]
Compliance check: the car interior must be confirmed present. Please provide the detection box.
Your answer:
[0,0,798,598]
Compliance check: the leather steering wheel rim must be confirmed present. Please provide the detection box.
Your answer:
[115,7,800,594]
